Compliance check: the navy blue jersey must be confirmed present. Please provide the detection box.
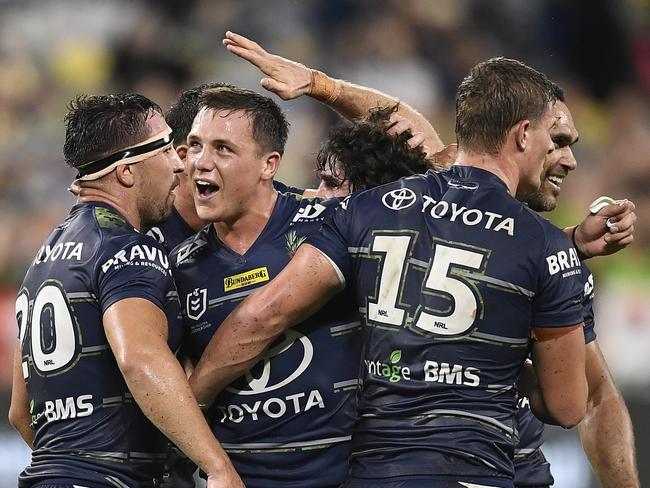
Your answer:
[513,263,595,487]
[306,166,585,481]
[146,206,196,254]
[170,192,362,488]
[16,202,182,488]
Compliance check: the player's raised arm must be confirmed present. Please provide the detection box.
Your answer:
[8,339,34,449]
[526,325,588,428]
[578,341,639,487]
[104,298,244,488]
[223,30,444,155]
[189,244,343,408]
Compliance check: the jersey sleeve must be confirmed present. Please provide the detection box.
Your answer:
[531,223,585,328]
[305,195,356,284]
[95,233,174,313]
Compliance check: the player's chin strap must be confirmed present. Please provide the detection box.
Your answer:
[73,127,174,182]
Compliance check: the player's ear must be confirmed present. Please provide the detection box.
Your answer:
[261,151,281,182]
[513,120,530,152]
[175,144,188,162]
[115,164,136,188]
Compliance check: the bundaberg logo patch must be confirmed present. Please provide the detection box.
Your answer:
[224,267,270,292]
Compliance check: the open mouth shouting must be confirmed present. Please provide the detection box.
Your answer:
[195,179,220,200]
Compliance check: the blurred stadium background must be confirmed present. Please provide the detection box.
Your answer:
[0,0,648,486]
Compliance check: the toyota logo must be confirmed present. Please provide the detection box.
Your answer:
[226,330,313,395]
[382,188,417,210]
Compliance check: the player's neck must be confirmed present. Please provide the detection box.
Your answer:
[454,149,518,195]
[214,189,278,255]
[78,191,142,230]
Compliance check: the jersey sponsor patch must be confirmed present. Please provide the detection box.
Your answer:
[422,196,515,236]
[382,188,417,210]
[545,247,580,277]
[33,241,84,265]
[291,202,329,223]
[227,330,314,395]
[100,244,169,274]
[175,236,208,265]
[224,267,270,292]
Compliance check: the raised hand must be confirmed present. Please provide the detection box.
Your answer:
[223,31,312,100]
[573,199,636,258]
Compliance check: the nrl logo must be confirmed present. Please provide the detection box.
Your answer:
[285,229,307,258]
[186,288,207,320]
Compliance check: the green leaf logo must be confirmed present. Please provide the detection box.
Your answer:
[390,350,402,364]
[285,229,307,256]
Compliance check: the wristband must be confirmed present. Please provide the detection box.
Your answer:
[310,70,342,104]
[571,225,590,261]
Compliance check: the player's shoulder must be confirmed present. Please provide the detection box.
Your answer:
[92,204,131,230]
[524,208,574,248]
[87,203,136,242]
[521,211,583,281]
[338,171,433,217]
[90,205,164,252]
[98,233,170,282]
[68,202,158,257]
[170,225,210,268]
[273,179,305,196]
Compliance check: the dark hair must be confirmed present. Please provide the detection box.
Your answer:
[199,86,289,155]
[165,82,236,146]
[63,93,162,168]
[550,81,566,103]
[317,105,433,191]
[455,57,556,155]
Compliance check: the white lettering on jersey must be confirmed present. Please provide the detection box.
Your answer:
[101,244,169,273]
[44,394,94,422]
[215,389,325,423]
[34,242,84,265]
[546,248,580,275]
[421,196,515,236]
[423,361,481,387]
